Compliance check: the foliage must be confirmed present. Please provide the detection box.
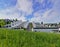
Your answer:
[0,19,12,27]
[0,19,6,27]
[27,23,33,31]
[28,23,33,28]
[0,28,60,47]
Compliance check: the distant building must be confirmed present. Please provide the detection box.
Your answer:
[3,20,60,32]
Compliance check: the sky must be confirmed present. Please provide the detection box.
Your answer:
[0,0,60,23]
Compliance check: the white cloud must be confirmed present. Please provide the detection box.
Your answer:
[16,0,33,15]
[30,0,60,23]
[0,0,60,23]
[0,1,27,21]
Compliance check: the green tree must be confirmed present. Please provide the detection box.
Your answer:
[15,18,18,21]
[27,23,33,31]
[0,19,6,27]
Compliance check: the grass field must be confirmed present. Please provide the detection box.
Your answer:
[0,28,60,47]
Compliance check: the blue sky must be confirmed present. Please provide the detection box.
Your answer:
[0,0,60,23]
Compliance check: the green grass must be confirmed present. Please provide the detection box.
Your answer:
[0,28,60,47]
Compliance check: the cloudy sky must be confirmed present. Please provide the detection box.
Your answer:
[0,0,60,23]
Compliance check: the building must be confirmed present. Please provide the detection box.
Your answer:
[3,21,60,32]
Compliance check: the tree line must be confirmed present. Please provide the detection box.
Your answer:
[0,19,18,28]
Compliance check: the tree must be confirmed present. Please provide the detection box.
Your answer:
[0,19,6,27]
[41,22,43,24]
[27,23,33,31]
[15,18,18,21]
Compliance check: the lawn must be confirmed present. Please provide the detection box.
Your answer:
[0,28,60,47]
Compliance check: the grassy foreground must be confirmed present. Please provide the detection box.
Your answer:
[0,29,60,47]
